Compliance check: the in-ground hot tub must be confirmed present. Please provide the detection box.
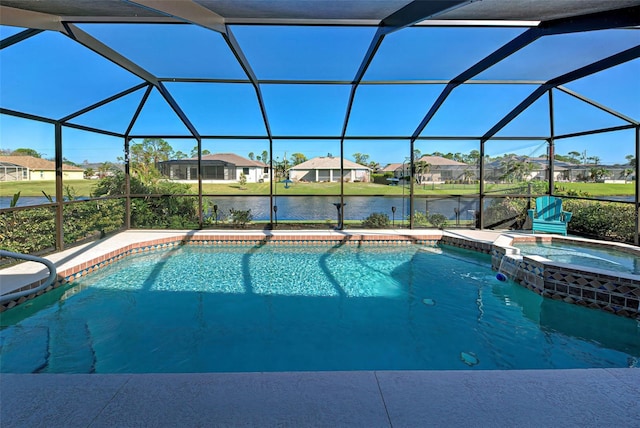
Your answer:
[492,235,640,319]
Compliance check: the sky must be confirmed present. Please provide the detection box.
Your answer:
[0,23,638,166]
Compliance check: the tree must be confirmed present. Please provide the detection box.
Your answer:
[497,157,535,183]
[590,167,609,181]
[190,146,211,157]
[274,158,288,181]
[580,150,588,165]
[97,162,115,179]
[625,154,635,166]
[248,152,255,160]
[290,153,307,166]
[174,151,188,160]
[465,150,480,166]
[11,148,42,158]
[83,167,95,179]
[130,138,173,181]
[555,154,577,164]
[261,150,269,164]
[63,157,81,167]
[587,156,600,165]
[414,160,431,185]
[621,168,634,183]
[462,168,476,184]
[452,152,464,163]
[352,153,369,166]
[238,171,247,189]
[567,151,581,163]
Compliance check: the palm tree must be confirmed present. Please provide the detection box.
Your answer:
[462,168,476,184]
[414,160,431,186]
[97,162,114,179]
[83,167,95,179]
[589,167,609,182]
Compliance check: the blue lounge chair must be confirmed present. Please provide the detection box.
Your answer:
[527,196,572,236]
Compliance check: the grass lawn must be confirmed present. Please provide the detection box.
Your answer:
[1,179,634,197]
[553,182,635,196]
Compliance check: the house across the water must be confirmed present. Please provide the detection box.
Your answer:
[158,153,270,183]
[288,156,371,183]
[0,156,84,181]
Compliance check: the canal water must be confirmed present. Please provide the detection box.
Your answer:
[0,195,480,222]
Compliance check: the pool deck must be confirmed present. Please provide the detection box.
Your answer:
[2,229,639,427]
[2,369,639,428]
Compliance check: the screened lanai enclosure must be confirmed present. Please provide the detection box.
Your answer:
[1,1,639,254]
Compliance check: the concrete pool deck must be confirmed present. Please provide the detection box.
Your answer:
[2,229,639,427]
[2,369,639,427]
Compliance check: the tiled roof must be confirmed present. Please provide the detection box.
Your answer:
[382,156,467,171]
[0,156,84,171]
[197,153,267,167]
[417,156,468,166]
[382,163,403,172]
[290,156,370,170]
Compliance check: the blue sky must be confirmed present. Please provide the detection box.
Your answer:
[1,24,638,166]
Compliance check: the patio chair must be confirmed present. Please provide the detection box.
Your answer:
[527,196,572,236]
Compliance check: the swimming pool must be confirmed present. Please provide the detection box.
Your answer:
[515,241,640,275]
[1,244,638,373]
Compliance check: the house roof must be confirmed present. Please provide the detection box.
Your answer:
[0,156,84,171]
[290,156,370,170]
[417,155,468,166]
[199,153,267,167]
[382,163,403,172]
[382,156,468,172]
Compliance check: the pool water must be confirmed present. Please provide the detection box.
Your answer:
[1,244,639,373]
[515,242,640,275]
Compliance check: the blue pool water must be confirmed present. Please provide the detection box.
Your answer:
[515,242,640,275]
[1,244,638,373]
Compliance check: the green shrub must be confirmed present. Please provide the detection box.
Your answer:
[94,171,198,229]
[229,209,253,228]
[64,199,125,243]
[428,213,448,229]
[562,199,634,242]
[484,197,528,229]
[413,211,430,226]
[0,198,125,255]
[0,207,56,254]
[362,212,390,228]
[372,172,395,185]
